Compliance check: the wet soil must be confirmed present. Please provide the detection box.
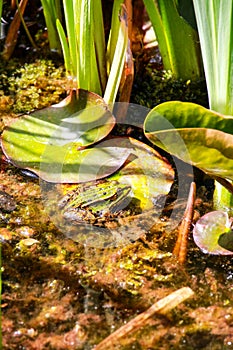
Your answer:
[1,141,233,349]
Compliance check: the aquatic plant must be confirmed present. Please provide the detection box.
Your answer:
[8,59,66,113]
[55,0,128,105]
[144,101,233,182]
[143,1,233,254]
[1,1,233,256]
[143,0,203,80]
[192,0,233,212]
[40,0,62,53]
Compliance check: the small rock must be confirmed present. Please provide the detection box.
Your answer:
[0,191,17,212]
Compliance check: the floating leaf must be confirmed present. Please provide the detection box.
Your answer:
[193,211,233,255]
[1,90,115,182]
[109,137,174,210]
[144,101,233,180]
[40,137,132,183]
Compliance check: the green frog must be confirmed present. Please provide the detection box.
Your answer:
[58,181,133,224]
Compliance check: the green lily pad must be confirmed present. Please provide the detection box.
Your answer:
[144,101,233,180]
[193,211,233,255]
[1,90,116,182]
[109,137,174,210]
[39,137,132,183]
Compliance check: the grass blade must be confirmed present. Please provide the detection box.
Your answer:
[56,18,72,74]
[106,0,124,74]
[63,0,77,78]
[40,0,61,52]
[104,5,128,105]
[93,0,107,92]
[143,0,171,70]
[193,1,233,114]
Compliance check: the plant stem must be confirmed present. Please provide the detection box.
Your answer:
[173,182,196,264]
[2,0,29,60]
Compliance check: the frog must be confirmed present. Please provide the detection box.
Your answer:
[58,181,133,224]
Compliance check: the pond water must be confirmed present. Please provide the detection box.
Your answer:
[1,149,233,349]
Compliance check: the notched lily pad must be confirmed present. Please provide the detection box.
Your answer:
[109,137,175,210]
[193,211,233,255]
[39,137,132,183]
[1,90,115,182]
[144,101,233,180]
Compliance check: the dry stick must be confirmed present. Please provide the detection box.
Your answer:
[173,182,196,264]
[115,2,134,123]
[93,287,194,350]
[2,0,29,60]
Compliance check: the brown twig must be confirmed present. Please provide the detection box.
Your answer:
[2,0,29,60]
[93,287,194,350]
[115,2,134,123]
[173,182,196,264]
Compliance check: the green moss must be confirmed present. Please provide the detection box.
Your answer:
[8,59,67,113]
[131,66,208,109]
[0,59,67,113]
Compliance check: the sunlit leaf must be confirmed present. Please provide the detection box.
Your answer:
[193,1,233,115]
[109,137,174,210]
[144,101,233,180]
[193,210,233,255]
[1,90,116,182]
[40,139,132,183]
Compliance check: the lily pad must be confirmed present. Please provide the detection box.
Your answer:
[109,137,174,210]
[39,137,132,183]
[193,211,233,255]
[144,101,233,180]
[1,90,116,182]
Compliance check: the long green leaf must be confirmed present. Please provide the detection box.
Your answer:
[63,0,77,78]
[78,0,91,89]
[106,0,124,74]
[193,1,233,114]
[40,0,61,52]
[76,0,101,94]
[56,19,71,74]
[104,5,128,105]
[0,0,2,25]
[143,0,202,79]
[143,0,170,70]
[93,0,107,92]
[158,0,201,79]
